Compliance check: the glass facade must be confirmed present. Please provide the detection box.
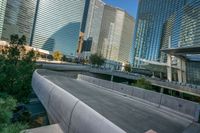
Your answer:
[84,0,105,54]
[0,0,37,44]
[161,0,200,84]
[187,61,200,85]
[32,0,86,56]
[0,0,7,38]
[98,5,134,63]
[171,0,200,48]
[132,0,187,66]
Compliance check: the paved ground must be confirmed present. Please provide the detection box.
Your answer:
[39,70,192,133]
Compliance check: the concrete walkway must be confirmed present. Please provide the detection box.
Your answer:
[38,70,196,133]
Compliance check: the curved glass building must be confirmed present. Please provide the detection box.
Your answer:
[32,0,86,56]
[161,0,200,85]
[132,0,187,66]
[0,0,37,43]
[134,0,200,85]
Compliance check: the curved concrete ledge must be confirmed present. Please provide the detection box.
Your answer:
[32,70,125,133]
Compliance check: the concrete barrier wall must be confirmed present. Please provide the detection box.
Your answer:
[42,64,89,71]
[78,74,200,122]
[160,95,200,119]
[32,70,126,133]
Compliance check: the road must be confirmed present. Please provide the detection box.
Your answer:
[38,70,191,133]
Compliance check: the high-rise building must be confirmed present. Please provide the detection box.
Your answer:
[0,0,37,44]
[98,5,135,63]
[161,0,200,85]
[32,0,86,56]
[84,0,105,54]
[132,0,187,66]
[133,0,200,85]
[0,0,7,38]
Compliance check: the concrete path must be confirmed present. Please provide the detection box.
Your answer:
[39,70,193,133]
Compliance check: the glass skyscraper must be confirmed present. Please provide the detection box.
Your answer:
[134,0,200,85]
[84,0,105,54]
[0,0,7,38]
[162,0,200,85]
[32,0,86,56]
[132,0,187,66]
[0,0,37,43]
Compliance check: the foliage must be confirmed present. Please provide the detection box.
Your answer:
[10,34,19,44]
[53,51,63,61]
[89,53,105,67]
[10,34,27,45]
[0,41,37,102]
[1,123,28,133]
[0,97,28,133]
[124,64,132,72]
[18,35,27,45]
[62,55,66,61]
[0,97,16,126]
[133,78,152,90]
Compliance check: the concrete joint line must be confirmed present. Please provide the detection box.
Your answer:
[131,87,134,96]
[158,94,163,108]
[194,104,200,122]
[47,86,55,109]
[67,100,80,133]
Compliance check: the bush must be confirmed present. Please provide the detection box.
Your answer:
[0,97,28,133]
[133,78,152,90]
[89,53,105,67]
[124,64,132,72]
[52,51,62,61]
[0,44,36,102]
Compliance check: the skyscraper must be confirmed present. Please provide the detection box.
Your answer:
[133,0,200,84]
[0,0,37,43]
[161,0,200,85]
[0,0,7,38]
[32,0,86,56]
[84,0,105,54]
[98,5,135,63]
[132,0,187,66]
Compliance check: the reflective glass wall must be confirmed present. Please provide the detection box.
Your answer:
[160,0,200,62]
[132,0,186,66]
[186,61,200,85]
[0,0,37,44]
[32,0,86,56]
[0,0,7,38]
[171,0,200,48]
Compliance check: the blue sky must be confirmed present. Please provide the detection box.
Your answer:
[103,0,138,18]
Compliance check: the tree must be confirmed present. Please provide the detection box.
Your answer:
[62,55,66,61]
[0,45,36,102]
[0,97,28,133]
[53,51,63,61]
[124,64,132,72]
[10,34,27,45]
[133,78,152,90]
[10,34,19,44]
[89,53,105,67]
[18,35,27,45]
